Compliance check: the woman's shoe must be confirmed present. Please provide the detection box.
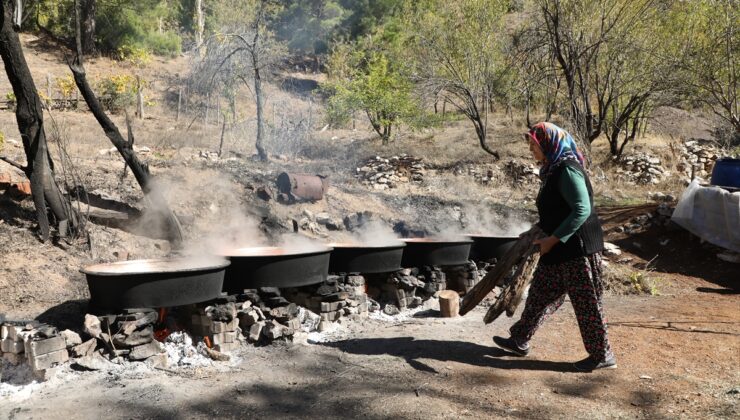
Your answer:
[492,336,530,356]
[574,355,617,371]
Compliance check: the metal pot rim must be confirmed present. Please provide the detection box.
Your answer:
[465,234,520,239]
[81,257,230,276]
[327,242,406,249]
[401,238,474,245]
[221,245,333,258]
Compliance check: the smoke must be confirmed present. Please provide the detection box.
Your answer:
[134,168,268,259]
[278,233,328,253]
[350,219,402,246]
[461,204,532,237]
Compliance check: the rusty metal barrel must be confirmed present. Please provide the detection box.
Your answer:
[276,172,328,201]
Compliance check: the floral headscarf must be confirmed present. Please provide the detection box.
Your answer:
[526,122,585,180]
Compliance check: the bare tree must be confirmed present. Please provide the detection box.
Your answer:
[193,0,286,161]
[68,1,183,246]
[408,0,510,159]
[80,0,96,55]
[0,0,79,241]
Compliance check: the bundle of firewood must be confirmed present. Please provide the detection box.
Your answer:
[459,226,544,323]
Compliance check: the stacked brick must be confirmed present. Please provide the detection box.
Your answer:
[443,261,488,295]
[187,300,244,353]
[366,266,447,311]
[1,321,93,380]
[92,309,167,365]
[283,275,370,326]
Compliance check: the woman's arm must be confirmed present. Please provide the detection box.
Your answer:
[552,166,591,243]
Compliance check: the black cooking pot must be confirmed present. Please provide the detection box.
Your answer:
[81,258,229,313]
[222,246,331,293]
[328,242,406,274]
[400,238,472,267]
[466,235,519,262]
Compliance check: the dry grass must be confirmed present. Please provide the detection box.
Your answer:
[602,259,661,296]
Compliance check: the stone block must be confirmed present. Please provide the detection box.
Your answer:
[84,314,102,338]
[28,349,69,371]
[71,338,98,358]
[60,330,82,348]
[283,318,301,331]
[33,367,59,382]
[26,336,67,357]
[1,338,24,354]
[0,324,9,340]
[128,341,162,361]
[215,342,239,353]
[239,311,259,328]
[320,301,342,313]
[145,352,169,369]
[249,322,264,342]
[3,352,23,365]
[320,311,340,322]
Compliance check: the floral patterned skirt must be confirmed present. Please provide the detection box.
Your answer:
[509,253,613,361]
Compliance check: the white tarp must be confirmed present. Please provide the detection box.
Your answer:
[671,180,740,252]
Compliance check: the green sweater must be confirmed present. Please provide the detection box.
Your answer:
[553,166,592,243]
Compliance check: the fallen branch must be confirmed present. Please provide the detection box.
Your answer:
[0,155,26,171]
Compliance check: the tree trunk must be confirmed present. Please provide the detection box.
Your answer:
[195,0,204,53]
[254,66,267,161]
[0,0,77,241]
[80,0,96,55]
[69,60,183,247]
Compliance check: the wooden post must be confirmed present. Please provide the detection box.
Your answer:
[136,75,144,119]
[176,86,182,122]
[204,91,210,127]
[438,290,460,318]
[46,73,52,107]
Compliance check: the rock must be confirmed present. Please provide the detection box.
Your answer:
[73,353,111,371]
[128,340,162,361]
[383,304,400,316]
[603,242,622,257]
[71,338,98,358]
[84,314,102,338]
[145,352,169,368]
[60,330,82,348]
[248,322,264,342]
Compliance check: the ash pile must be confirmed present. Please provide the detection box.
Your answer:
[356,154,424,190]
[615,153,669,185]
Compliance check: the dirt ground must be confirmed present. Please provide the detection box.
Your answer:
[1,34,738,419]
[1,277,738,420]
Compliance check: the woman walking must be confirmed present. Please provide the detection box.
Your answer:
[493,122,616,371]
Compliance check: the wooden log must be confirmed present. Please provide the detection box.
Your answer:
[459,226,544,316]
[438,290,460,318]
[483,250,540,324]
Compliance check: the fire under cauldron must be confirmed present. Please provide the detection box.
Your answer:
[328,242,406,274]
[221,246,332,293]
[400,238,473,267]
[82,258,230,313]
[466,234,520,262]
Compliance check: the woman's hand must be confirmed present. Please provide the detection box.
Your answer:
[534,235,560,256]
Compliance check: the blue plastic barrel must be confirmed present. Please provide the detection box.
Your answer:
[710,158,740,188]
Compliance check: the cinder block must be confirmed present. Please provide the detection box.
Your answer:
[1,338,24,354]
[215,341,238,353]
[28,349,69,371]
[248,323,263,342]
[32,367,60,382]
[26,336,67,357]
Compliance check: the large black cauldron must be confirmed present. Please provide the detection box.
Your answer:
[400,238,472,267]
[222,246,331,293]
[466,235,519,262]
[82,258,229,313]
[328,242,406,274]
